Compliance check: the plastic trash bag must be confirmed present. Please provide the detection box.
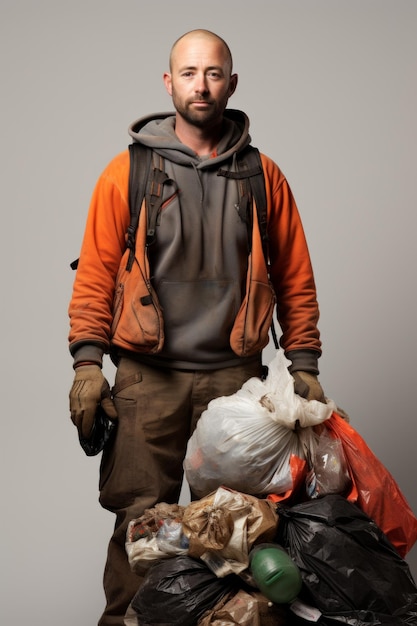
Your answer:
[78,405,116,456]
[182,487,279,577]
[276,494,417,625]
[324,413,417,557]
[130,555,237,626]
[126,502,188,575]
[184,350,336,498]
[156,517,190,554]
[305,429,351,499]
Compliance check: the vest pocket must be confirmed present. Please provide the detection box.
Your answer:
[111,253,164,353]
[230,278,276,356]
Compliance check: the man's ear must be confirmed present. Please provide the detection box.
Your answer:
[229,73,238,97]
[163,72,173,96]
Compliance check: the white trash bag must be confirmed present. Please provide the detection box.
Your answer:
[184,349,336,498]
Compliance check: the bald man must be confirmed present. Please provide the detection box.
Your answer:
[69,29,323,625]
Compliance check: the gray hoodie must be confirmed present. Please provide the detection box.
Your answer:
[127,110,259,369]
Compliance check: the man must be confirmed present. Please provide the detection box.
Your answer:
[69,29,324,626]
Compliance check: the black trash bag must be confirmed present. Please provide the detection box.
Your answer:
[276,494,417,625]
[131,555,237,626]
[78,406,117,456]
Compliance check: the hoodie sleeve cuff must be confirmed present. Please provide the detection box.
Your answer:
[285,349,320,375]
[72,344,104,369]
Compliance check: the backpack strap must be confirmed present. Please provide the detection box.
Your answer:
[218,146,278,348]
[146,153,171,245]
[127,144,172,270]
[243,148,279,349]
[217,146,268,260]
[244,148,268,264]
[126,142,153,271]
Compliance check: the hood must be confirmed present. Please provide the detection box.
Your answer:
[127,109,251,169]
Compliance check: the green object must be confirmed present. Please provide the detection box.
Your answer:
[250,543,302,604]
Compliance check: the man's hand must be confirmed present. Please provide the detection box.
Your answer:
[69,365,118,438]
[292,370,326,403]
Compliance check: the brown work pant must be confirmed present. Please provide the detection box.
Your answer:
[97,357,263,626]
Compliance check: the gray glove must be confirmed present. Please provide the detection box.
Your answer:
[292,370,326,403]
[69,364,118,438]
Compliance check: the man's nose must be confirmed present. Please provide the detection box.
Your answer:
[194,74,209,94]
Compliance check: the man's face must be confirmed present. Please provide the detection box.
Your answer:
[164,35,237,130]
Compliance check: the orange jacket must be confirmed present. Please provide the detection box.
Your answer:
[68,150,321,362]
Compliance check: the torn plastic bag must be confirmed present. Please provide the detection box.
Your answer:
[130,555,237,626]
[126,502,188,575]
[276,494,417,625]
[182,487,279,576]
[305,428,351,499]
[324,413,417,557]
[184,349,336,498]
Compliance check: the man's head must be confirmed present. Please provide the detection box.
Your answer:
[169,29,234,75]
[163,29,238,132]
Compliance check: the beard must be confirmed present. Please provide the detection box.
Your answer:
[171,91,227,129]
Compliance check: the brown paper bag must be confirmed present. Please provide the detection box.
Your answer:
[198,589,289,626]
[182,487,279,575]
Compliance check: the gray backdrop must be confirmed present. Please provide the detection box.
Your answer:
[1,1,416,624]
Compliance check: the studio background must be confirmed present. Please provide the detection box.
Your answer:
[1,1,416,624]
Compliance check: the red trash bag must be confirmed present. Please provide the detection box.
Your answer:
[267,455,307,506]
[324,412,417,557]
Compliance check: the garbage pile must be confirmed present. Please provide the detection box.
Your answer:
[124,350,417,626]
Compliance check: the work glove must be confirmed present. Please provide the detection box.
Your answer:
[69,364,118,438]
[292,370,326,403]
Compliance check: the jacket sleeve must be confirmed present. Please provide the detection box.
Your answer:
[68,150,131,361]
[260,154,322,360]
